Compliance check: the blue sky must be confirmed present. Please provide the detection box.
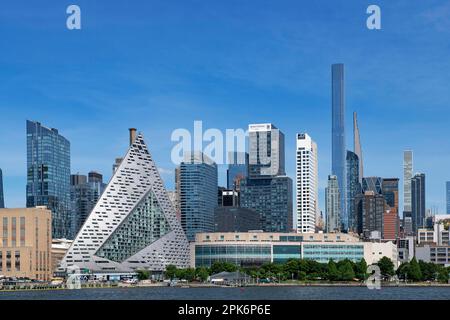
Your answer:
[1,0,450,214]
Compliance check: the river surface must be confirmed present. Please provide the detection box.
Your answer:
[0,286,449,300]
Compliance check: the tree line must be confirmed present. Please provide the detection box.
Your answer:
[136,257,449,283]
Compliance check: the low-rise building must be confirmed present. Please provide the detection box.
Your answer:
[397,236,415,263]
[51,238,73,274]
[0,207,52,281]
[190,232,397,268]
[364,241,398,267]
[416,245,450,266]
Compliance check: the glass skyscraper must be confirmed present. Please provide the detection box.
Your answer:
[346,151,361,232]
[411,173,426,233]
[331,64,347,231]
[178,152,218,242]
[240,124,293,233]
[240,176,293,232]
[70,171,106,239]
[248,124,285,178]
[26,120,71,239]
[355,191,386,239]
[0,168,4,208]
[226,151,249,190]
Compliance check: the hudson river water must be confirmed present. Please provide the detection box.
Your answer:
[0,286,449,300]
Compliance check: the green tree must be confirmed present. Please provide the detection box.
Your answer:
[283,259,299,279]
[338,260,355,281]
[407,258,423,282]
[298,259,310,274]
[196,268,210,282]
[224,262,237,272]
[396,262,410,281]
[377,257,395,278]
[419,261,438,281]
[307,260,322,275]
[136,269,150,280]
[175,268,186,280]
[327,260,339,281]
[354,258,368,280]
[183,268,196,281]
[437,267,449,283]
[210,261,237,274]
[298,271,307,281]
[165,264,178,280]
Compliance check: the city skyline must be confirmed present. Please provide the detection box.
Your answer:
[1,1,450,214]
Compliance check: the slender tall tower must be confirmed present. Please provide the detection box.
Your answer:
[411,173,425,233]
[446,181,450,214]
[326,175,340,233]
[331,63,347,231]
[353,112,363,183]
[0,168,4,208]
[296,133,318,233]
[403,150,413,213]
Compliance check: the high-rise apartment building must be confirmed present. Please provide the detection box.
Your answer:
[382,178,400,240]
[355,191,386,239]
[227,152,249,191]
[353,112,363,183]
[326,175,340,233]
[178,152,218,242]
[61,130,190,273]
[248,124,285,178]
[446,181,450,214]
[346,151,361,232]
[331,64,347,231]
[411,173,426,233]
[0,207,52,281]
[240,176,293,232]
[0,168,4,208]
[70,172,106,239]
[26,120,71,239]
[240,124,293,233]
[296,133,318,233]
[403,150,413,213]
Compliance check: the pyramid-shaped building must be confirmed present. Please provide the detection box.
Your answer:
[61,132,190,273]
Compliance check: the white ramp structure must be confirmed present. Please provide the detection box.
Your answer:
[61,131,190,273]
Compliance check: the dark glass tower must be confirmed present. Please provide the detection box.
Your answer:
[346,151,361,232]
[240,124,293,233]
[0,168,4,208]
[411,173,426,233]
[227,152,249,190]
[26,120,71,239]
[178,152,218,242]
[70,171,106,239]
[332,64,347,231]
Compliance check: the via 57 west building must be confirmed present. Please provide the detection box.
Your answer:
[60,130,190,274]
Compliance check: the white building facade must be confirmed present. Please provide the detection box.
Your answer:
[296,133,318,233]
[60,132,190,274]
